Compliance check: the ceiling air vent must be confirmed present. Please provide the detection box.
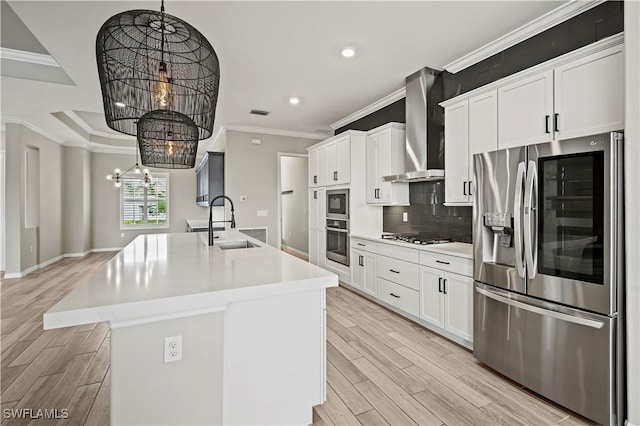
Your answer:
[249,109,270,116]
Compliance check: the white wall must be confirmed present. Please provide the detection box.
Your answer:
[624,2,640,424]
[91,152,206,249]
[280,155,308,253]
[62,147,92,255]
[225,131,318,247]
[1,129,5,271]
[4,124,63,275]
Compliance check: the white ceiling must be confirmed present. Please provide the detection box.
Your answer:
[2,1,567,151]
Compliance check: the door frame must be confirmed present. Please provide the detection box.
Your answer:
[276,152,308,251]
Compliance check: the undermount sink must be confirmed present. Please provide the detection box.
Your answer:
[215,240,259,250]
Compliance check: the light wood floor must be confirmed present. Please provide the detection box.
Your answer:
[1,254,593,425]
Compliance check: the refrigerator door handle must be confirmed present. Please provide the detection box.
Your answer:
[476,286,605,329]
[524,161,538,279]
[514,161,526,278]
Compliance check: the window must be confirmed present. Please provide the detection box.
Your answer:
[121,174,169,229]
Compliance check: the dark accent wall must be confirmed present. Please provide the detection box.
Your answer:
[443,1,624,100]
[337,2,624,243]
[384,182,473,243]
[334,99,405,134]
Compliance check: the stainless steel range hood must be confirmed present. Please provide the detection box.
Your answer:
[383,67,445,182]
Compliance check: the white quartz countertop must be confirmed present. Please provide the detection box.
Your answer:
[351,234,473,259]
[44,231,337,329]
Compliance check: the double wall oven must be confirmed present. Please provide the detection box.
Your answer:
[473,132,624,425]
[326,189,349,266]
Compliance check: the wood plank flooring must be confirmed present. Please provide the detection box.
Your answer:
[1,254,594,425]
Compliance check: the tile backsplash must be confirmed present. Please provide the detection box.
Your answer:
[383,181,472,243]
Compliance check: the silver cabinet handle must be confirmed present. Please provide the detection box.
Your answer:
[524,161,538,279]
[357,243,366,246]
[359,255,364,267]
[476,286,604,329]
[514,161,526,278]
[390,293,400,298]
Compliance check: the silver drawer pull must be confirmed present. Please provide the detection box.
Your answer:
[357,243,366,246]
[436,260,450,265]
[389,269,400,274]
[389,293,400,298]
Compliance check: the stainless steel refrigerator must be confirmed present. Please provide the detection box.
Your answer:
[473,132,624,426]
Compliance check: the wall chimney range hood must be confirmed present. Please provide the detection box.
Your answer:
[383,67,445,182]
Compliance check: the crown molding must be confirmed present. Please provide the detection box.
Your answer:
[223,124,329,140]
[444,0,605,73]
[1,116,64,144]
[62,110,134,140]
[0,47,59,67]
[329,86,406,131]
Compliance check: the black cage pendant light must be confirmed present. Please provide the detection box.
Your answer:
[96,0,219,140]
[137,109,199,169]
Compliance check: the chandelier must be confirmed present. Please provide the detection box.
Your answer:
[106,147,153,188]
[96,1,219,141]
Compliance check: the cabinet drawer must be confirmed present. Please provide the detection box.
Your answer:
[377,278,419,317]
[419,251,472,277]
[351,237,377,254]
[377,255,419,290]
[377,243,419,263]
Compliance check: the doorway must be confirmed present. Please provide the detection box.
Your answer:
[277,153,308,261]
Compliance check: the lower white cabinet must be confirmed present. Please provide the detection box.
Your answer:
[419,266,473,342]
[309,229,326,268]
[351,248,376,297]
[377,278,419,317]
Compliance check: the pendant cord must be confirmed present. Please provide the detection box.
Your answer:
[160,0,165,65]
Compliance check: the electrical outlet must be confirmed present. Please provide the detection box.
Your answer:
[164,335,183,363]
[257,210,268,217]
[121,233,125,238]
[402,212,408,222]
[29,245,33,253]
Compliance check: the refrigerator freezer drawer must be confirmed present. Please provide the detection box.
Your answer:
[474,283,616,426]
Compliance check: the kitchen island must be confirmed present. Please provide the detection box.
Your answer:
[44,230,338,426]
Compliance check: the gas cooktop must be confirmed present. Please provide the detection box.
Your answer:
[381,234,451,245]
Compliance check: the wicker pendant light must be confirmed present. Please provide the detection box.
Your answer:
[96,1,219,140]
[137,109,199,169]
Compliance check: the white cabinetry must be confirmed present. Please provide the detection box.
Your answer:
[442,37,624,205]
[309,147,326,187]
[553,45,624,140]
[444,91,497,205]
[365,123,409,205]
[444,101,470,204]
[325,135,350,185]
[351,238,377,297]
[498,70,554,148]
[308,188,326,267]
[418,250,473,342]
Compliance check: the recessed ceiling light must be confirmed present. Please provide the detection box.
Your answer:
[289,97,300,105]
[115,102,126,108]
[341,47,356,58]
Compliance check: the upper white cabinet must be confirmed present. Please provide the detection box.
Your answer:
[442,37,624,205]
[498,70,554,148]
[325,135,350,185]
[553,45,624,140]
[444,101,470,204]
[308,146,326,187]
[444,90,497,205]
[365,123,409,205]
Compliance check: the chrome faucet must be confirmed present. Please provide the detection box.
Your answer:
[209,195,236,246]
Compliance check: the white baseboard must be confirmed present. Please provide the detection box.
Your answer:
[281,244,308,258]
[626,420,639,426]
[64,251,90,258]
[90,247,123,252]
[39,255,64,268]
[3,248,122,279]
